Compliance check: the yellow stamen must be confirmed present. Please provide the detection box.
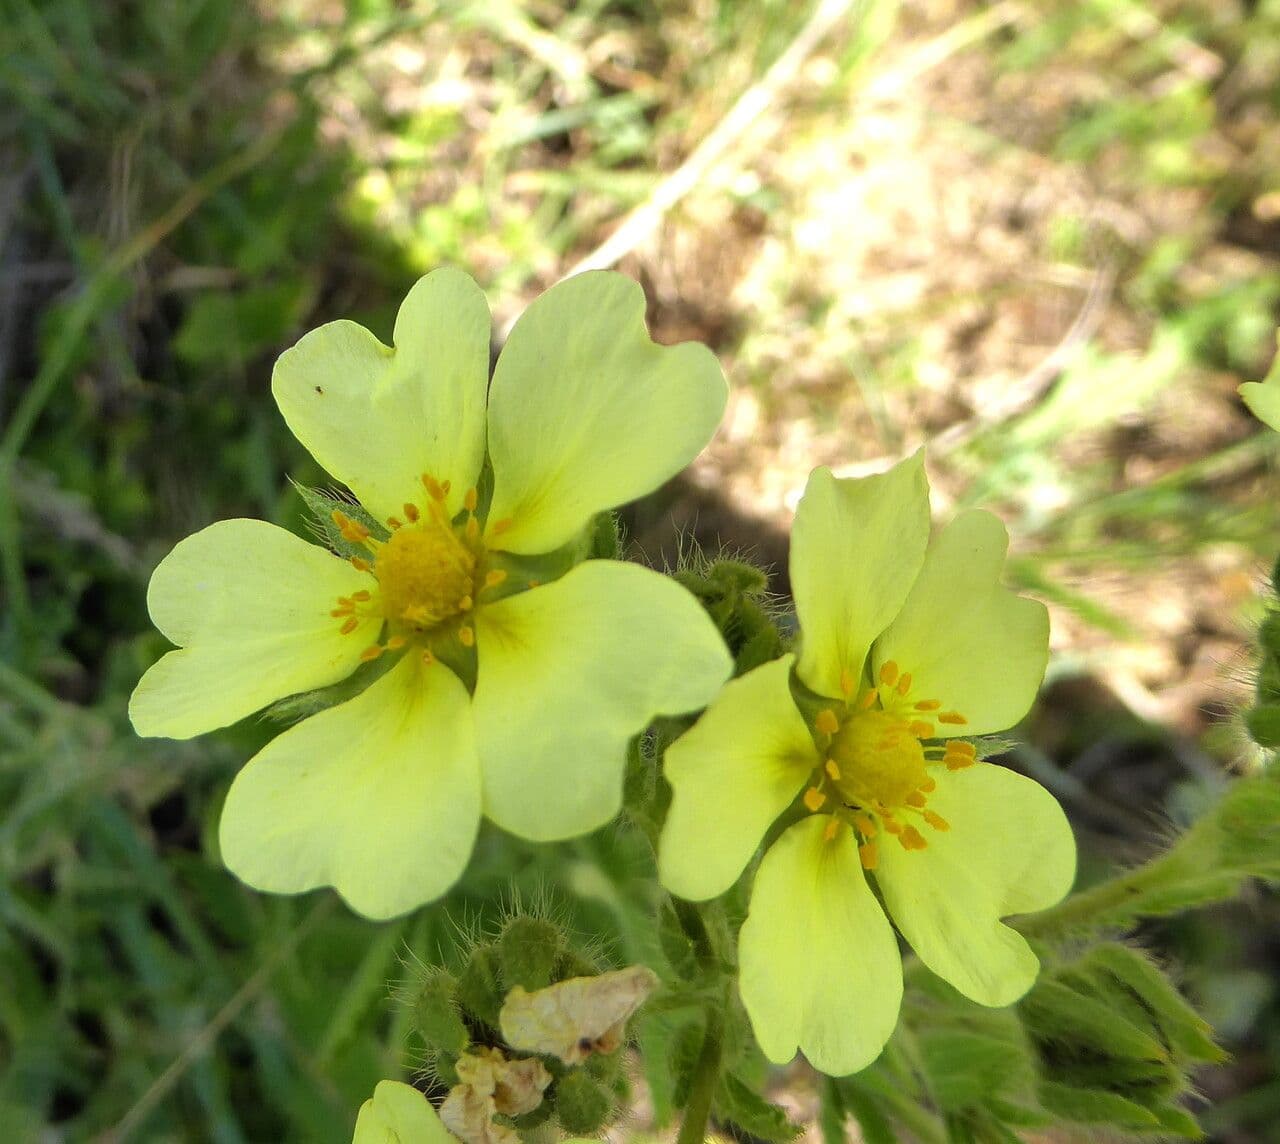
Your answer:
[918,776,937,793]
[803,787,827,812]
[853,812,877,836]
[896,672,913,696]
[881,816,903,835]
[351,556,372,572]
[923,810,950,831]
[458,595,473,611]
[858,688,879,710]
[387,515,403,530]
[330,606,353,618]
[815,709,840,736]
[909,720,934,738]
[351,590,371,602]
[339,617,359,635]
[422,474,447,502]
[465,517,480,541]
[914,699,941,711]
[484,569,508,588]
[905,791,927,809]
[938,711,968,725]
[839,668,856,697]
[823,818,840,842]
[490,518,513,536]
[879,660,899,687]
[459,625,475,648]
[464,487,478,512]
[360,644,384,663]
[386,635,408,651]
[859,841,878,870]
[403,502,421,523]
[825,758,842,781]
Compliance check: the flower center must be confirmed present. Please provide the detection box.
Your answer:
[829,709,927,809]
[327,475,511,663]
[376,517,476,631]
[803,660,975,871]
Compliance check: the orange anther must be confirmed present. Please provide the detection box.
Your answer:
[945,753,975,771]
[905,792,927,809]
[330,607,353,618]
[350,556,372,572]
[459,625,475,648]
[909,720,934,739]
[815,709,840,736]
[949,740,977,758]
[914,699,942,711]
[900,825,928,850]
[340,617,359,635]
[422,474,447,501]
[386,635,408,651]
[923,810,950,832]
[839,668,856,697]
[859,841,879,870]
[896,672,913,696]
[825,758,842,781]
[484,569,508,588]
[803,787,827,812]
[351,590,372,602]
[490,517,513,536]
[878,661,899,687]
[458,595,473,611]
[403,502,421,523]
[853,813,877,836]
[938,711,968,725]
[465,517,480,541]
[881,816,903,835]
[823,818,841,843]
[857,688,878,710]
[918,776,937,793]
[464,487,478,512]
[360,644,384,663]
[386,516,403,530]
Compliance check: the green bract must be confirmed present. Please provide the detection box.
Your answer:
[659,453,1077,1076]
[129,269,732,919]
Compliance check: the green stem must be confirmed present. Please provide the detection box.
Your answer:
[1015,854,1178,939]
[677,994,726,1144]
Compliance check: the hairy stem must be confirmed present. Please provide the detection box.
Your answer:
[677,994,726,1144]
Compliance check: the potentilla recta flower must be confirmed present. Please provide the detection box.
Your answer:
[130,269,731,919]
[659,452,1076,1076]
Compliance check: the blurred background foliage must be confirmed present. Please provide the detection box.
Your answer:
[2,0,1279,1139]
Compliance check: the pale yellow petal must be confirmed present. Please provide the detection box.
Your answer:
[473,561,731,840]
[872,510,1049,736]
[219,654,480,920]
[739,816,903,1076]
[659,655,815,901]
[485,271,726,554]
[129,519,377,739]
[353,1080,453,1144]
[791,457,931,699]
[273,268,491,520]
[874,762,1076,1007]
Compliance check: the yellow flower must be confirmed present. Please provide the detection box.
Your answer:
[659,453,1076,1076]
[1240,332,1280,432]
[131,269,731,918]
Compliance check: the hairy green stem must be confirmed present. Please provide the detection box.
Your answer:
[677,994,726,1144]
[1015,855,1174,939]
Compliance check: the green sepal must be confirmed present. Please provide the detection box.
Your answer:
[455,943,504,1028]
[668,1019,705,1110]
[1035,1082,1161,1130]
[294,482,388,558]
[657,898,699,980]
[1151,1102,1206,1138]
[412,969,469,1056]
[714,1072,802,1141]
[554,1069,613,1133]
[1018,979,1168,1063]
[673,556,784,677]
[1084,944,1224,1063]
[498,916,561,991]
[588,510,623,560]
[1245,703,1280,748]
[918,1030,1032,1112]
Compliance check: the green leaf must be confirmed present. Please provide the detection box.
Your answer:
[173,280,312,367]
[918,1030,1027,1111]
